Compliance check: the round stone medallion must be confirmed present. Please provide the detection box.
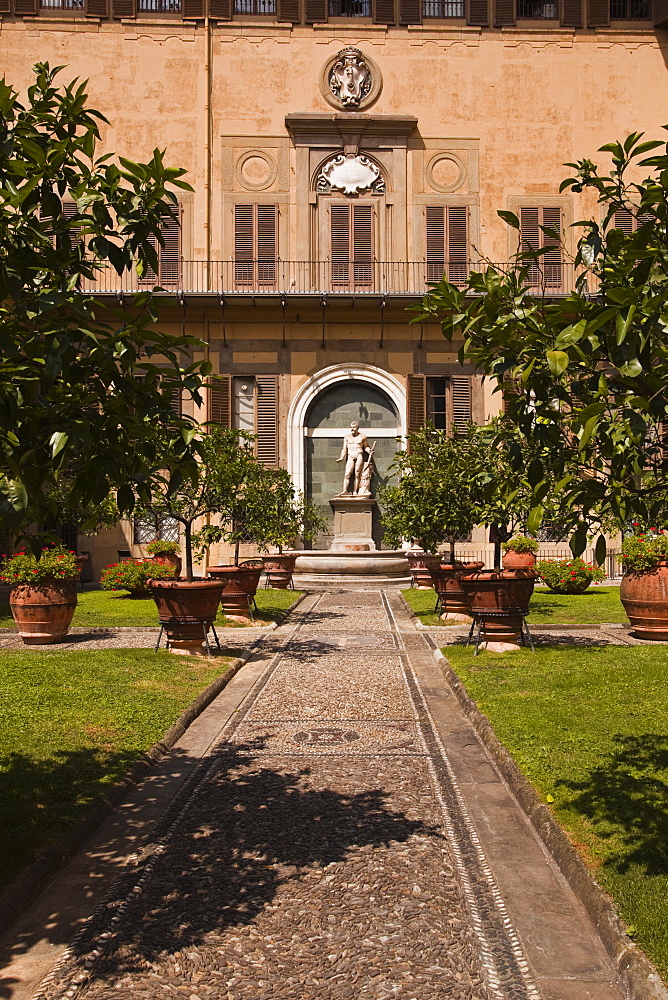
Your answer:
[236,149,278,191]
[425,152,466,193]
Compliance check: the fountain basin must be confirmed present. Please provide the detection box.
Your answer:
[293,550,411,590]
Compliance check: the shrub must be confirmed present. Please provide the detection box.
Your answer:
[0,545,79,585]
[621,531,668,574]
[501,535,539,554]
[536,557,605,594]
[145,539,180,558]
[100,560,176,595]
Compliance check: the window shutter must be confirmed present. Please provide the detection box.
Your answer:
[0,0,10,12]
[209,0,232,17]
[112,0,135,15]
[425,206,445,284]
[278,0,301,19]
[494,0,515,23]
[373,0,396,22]
[183,0,205,15]
[654,0,668,25]
[234,205,255,289]
[159,208,181,286]
[209,376,232,427]
[14,0,37,12]
[407,374,427,434]
[561,0,582,24]
[256,204,278,288]
[352,203,374,288]
[256,375,278,467]
[467,0,489,23]
[331,203,351,288]
[541,206,562,289]
[612,208,635,234]
[520,206,562,289]
[169,385,183,417]
[447,206,468,284]
[399,0,421,22]
[305,0,327,19]
[587,0,608,24]
[86,0,108,14]
[451,377,472,433]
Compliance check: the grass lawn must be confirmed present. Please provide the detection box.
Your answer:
[444,642,668,980]
[0,586,303,630]
[402,586,629,627]
[0,647,235,890]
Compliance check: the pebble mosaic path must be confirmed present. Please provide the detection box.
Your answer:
[13,591,625,1000]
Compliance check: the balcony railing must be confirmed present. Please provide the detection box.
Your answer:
[79,260,585,296]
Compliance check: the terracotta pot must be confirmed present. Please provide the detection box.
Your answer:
[263,553,297,590]
[406,552,440,589]
[9,578,78,645]
[459,569,536,648]
[430,561,484,620]
[620,562,668,640]
[74,554,89,577]
[151,551,182,577]
[149,578,225,652]
[502,550,537,570]
[207,565,260,621]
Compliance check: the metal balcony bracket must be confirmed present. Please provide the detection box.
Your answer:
[114,290,125,308]
[281,295,287,348]
[176,291,186,308]
[379,296,387,349]
[218,295,227,348]
[321,295,328,349]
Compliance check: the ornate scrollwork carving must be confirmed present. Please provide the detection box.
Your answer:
[316,153,385,195]
[328,47,372,109]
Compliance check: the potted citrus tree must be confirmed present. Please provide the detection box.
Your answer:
[145,538,182,577]
[501,535,539,570]
[619,530,668,639]
[0,545,79,644]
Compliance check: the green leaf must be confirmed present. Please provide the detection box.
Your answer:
[570,524,588,557]
[546,350,569,375]
[595,534,607,566]
[497,210,520,230]
[527,505,544,536]
[49,431,69,458]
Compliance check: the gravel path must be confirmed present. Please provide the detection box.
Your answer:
[26,591,622,1000]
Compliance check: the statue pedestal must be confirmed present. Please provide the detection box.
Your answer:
[329,495,376,551]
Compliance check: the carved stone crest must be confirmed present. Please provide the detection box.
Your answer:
[329,47,372,108]
[316,153,385,196]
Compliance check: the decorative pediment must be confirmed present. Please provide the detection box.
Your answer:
[316,154,385,196]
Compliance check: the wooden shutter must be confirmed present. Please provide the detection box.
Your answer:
[373,0,395,21]
[447,206,468,284]
[654,0,668,24]
[451,377,472,433]
[399,0,421,20]
[520,206,562,290]
[169,385,183,417]
[305,0,327,19]
[467,0,489,23]
[612,208,635,234]
[159,209,181,286]
[256,204,278,288]
[183,0,205,15]
[86,0,108,15]
[561,0,582,24]
[209,0,232,17]
[494,0,515,23]
[14,0,37,13]
[278,0,301,19]
[0,0,10,12]
[112,0,135,16]
[426,206,445,284]
[407,374,427,434]
[256,375,278,467]
[330,204,374,289]
[209,376,232,427]
[235,204,278,290]
[541,206,562,289]
[587,0,608,23]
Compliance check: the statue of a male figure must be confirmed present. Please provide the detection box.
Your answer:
[336,420,369,495]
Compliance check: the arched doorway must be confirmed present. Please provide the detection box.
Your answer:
[304,378,401,547]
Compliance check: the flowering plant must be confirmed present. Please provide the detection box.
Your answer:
[145,539,180,558]
[536,557,605,594]
[621,530,668,574]
[100,559,176,595]
[501,535,539,554]
[0,545,79,585]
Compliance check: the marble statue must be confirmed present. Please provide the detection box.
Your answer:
[336,421,375,496]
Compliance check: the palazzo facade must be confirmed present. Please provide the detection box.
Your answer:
[2,0,667,574]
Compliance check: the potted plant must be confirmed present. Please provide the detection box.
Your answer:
[381,427,482,617]
[0,545,79,644]
[141,426,259,649]
[100,559,176,597]
[536,556,605,595]
[501,535,539,570]
[619,530,668,639]
[145,538,182,577]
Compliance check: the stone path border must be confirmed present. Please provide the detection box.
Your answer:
[429,643,668,1000]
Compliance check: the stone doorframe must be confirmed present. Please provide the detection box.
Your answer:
[287,363,407,496]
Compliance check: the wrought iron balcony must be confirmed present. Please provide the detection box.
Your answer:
[80,259,585,297]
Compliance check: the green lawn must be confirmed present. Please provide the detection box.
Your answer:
[0,648,235,889]
[444,642,668,980]
[0,586,303,629]
[403,586,629,627]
